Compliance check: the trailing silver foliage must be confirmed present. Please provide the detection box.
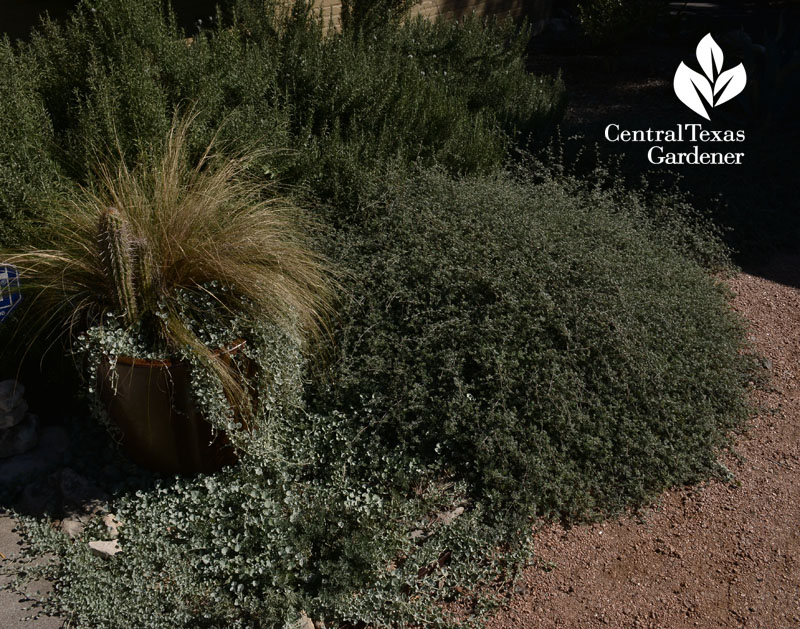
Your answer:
[75,288,306,462]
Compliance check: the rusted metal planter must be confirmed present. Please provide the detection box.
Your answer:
[97,341,246,474]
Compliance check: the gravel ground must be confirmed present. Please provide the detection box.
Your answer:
[489,255,800,629]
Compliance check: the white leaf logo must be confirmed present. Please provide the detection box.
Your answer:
[696,33,723,79]
[673,33,747,119]
[714,64,747,106]
[674,62,714,120]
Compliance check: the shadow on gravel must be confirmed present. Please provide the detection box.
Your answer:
[742,252,800,292]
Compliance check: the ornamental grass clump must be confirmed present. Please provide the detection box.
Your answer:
[3,114,335,454]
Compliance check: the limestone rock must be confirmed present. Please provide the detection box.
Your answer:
[295,612,315,629]
[438,506,465,526]
[410,528,427,542]
[88,539,121,558]
[60,515,91,540]
[0,380,24,413]
[103,513,122,539]
[0,414,38,458]
[0,400,29,429]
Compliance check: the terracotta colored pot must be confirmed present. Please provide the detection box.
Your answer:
[97,341,247,474]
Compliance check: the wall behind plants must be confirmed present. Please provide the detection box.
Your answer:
[0,0,553,41]
[312,0,553,29]
[1,0,218,40]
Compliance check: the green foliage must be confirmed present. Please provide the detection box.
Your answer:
[312,167,752,525]
[237,5,565,212]
[394,16,565,151]
[577,0,661,47]
[0,0,564,237]
[559,154,734,272]
[340,0,417,33]
[19,411,520,628]
[0,39,62,247]
[11,167,752,628]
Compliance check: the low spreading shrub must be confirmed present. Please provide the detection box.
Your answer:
[19,412,517,628]
[312,166,752,526]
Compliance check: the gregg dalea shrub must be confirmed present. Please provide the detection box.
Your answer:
[314,166,752,526]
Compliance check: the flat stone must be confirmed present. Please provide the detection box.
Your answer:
[296,612,315,629]
[88,539,121,558]
[57,510,119,541]
[0,381,24,413]
[438,506,465,526]
[0,414,38,459]
[103,513,122,539]
[0,514,63,629]
[55,468,111,538]
[60,516,86,540]
[0,401,29,430]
